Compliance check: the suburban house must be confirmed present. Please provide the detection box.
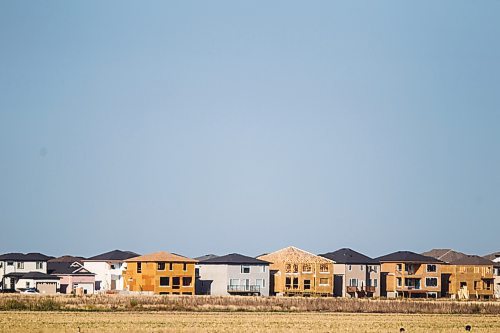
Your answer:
[257,246,334,297]
[376,251,443,298]
[48,256,96,294]
[441,255,494,300]
[123,251,197,295]
[0,253,59,294]
[83,249,139,292]
[196,253,270,296]
[424,249,494,299]
[319,248,380,298]
[483,252,500,299]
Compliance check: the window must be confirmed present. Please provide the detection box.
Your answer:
[137,262,142,273]
[256,279,265,288]
[36,262,43,269]
[397,277,402,287]
[230,279,239,286]
[293,277,299,289]
[285,264,292,273]
[172,277,180,289]
[349,278,358,287]
[160,277,170,286]
[302,264,312,273]
[285,277,291,288]
[373,279,378,287]
[293,264,299,273]
[183,263,187,271]
[158,262,166,271]
[17,262,24,269]
[261,266,266,273]
[474,267,480,274]
[26,282,30,288]
[474,281,480,290]
[319,264,329,273]
[0,262,3,268]
[7,261,13,266]
[110,264,116,269]
[396,264,402,271]
[348,265,352,271]
[360,265,364,271]
[304,279,311,290]
[182,277,192,286]
[319,278,329,286]
[425,278,438,287]
[427,265,437,273]
[241,265,250,274]
[170,263,173,270]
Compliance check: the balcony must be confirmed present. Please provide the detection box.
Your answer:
[227,285,261,293]
[364,286,376,293]
[346,286,358,293]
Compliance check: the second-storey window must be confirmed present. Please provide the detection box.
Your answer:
[158,262,166,271]
[425,277,438,287]
[137,262,142,273]
[17,262,24,269]
[241,265,250,274]
[427,264,437,272]
[319,264,329,273]
[36,262,43,269]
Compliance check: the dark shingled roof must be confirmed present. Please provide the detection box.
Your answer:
[47,262,95,275]
[483,252,500,261]
[199,253,270,265]
[0,253,52,262]
[19,272,60,280]
[195,254,219,261]
[449,255,493,266]
[48,255,86,263]
[375,251,443,264]
[85,250,139,261]
[319,248,378,264]
[421,249,467,263]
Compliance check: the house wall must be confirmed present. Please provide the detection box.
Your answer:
[16,278,60,294]
[123,261,196,295]
[380,262,441,298]
[442,264,494,299]
[197,264,270,296]
[83,261,127,291]
[268,261,333,296]
[58,275,96,294]
[343,264,381,298]
[0,260,47,290]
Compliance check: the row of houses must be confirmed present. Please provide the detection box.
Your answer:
[1,247,499,300]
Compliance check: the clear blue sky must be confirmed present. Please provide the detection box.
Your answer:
[1,1,499,258]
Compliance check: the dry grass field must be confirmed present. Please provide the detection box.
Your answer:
[1,311,500,332]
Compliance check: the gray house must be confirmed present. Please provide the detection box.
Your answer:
[197,253,270,296]
[319,248,380,298]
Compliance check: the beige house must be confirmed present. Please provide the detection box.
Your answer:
[258,246,334,297]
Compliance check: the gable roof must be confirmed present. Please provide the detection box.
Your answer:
[449,255,493,266]
[319,248,377,264]
[195,254,219,261]
[0,253,52,262]
[421,249,467,263]
[48,255,86,263]
[199,253,269,265]
[125,251,197,263]
[47,262,95,275]
[84,250,140,262]
[19,272,60,280]
[375,251,443,264]
[257,246,333,264]
[483,252,500,261]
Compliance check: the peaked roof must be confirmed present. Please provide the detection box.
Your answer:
[421,249,467,263]
[47,262,95,275]
[375,251,443,264]
[19,272,60,280]
[449,255,493,266]
[319,248,377,264]
[84,250,140,261]
[195,254,219,261]
[200,253,270,265]
[48,255,86,263]
[0,253,52,262]
[125,251,197,263]
[483,252,500,261]
[257,246,333,264]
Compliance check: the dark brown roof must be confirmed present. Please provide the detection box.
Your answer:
[48,255,86,263]
[422,249,468,263]
[200,253,269,265]
[375,251,443,264]
[319,248,378,264]
[449,255,493,266]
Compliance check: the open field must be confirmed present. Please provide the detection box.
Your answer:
[1,311,500,332]
[1,294,500,314]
